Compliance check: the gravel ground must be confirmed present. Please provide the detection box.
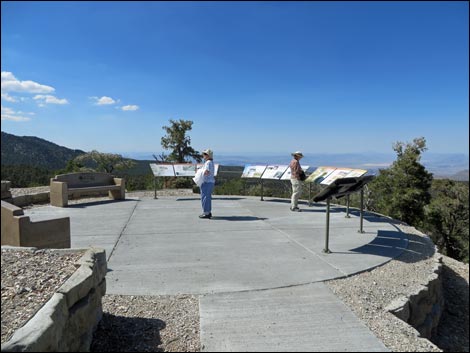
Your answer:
[1,248,84,344]
[327,223,469,352]
[90,295,200,352]
[9,187,195,199]
[2,188,468,352]
[9,186,50,197]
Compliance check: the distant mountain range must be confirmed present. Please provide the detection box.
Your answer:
[446,169,470,182]
[1,131,85,170]
[1,131,468,181]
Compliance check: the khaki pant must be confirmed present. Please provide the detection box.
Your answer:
[291,179,302,208]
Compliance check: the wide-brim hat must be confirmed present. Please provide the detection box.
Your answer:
[291,151,304,157]
[202,149,213,158]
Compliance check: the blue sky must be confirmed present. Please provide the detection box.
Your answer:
[1,1,469,157]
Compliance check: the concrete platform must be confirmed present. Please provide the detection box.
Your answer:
[25,195,401,351]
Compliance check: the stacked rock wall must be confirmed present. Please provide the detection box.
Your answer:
[386,256,444,339]
[1,248,107,352]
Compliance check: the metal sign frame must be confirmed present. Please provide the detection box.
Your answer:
[312,175,374,253]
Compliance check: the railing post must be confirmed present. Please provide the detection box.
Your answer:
[308,183,312,207]
[260,179,264,201]
[345,194,351,218]
[154,177,158,199]
[358,188,365,233]
[323,197,331,253]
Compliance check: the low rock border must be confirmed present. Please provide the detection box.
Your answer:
[386,255,444,339]
[1,247,107,352]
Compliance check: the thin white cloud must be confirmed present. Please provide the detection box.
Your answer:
[33,94,69,105]
[1,105,32,122]
[1,92,18,102]
[1,71,55,93]
[91,96,116,105]
[121,104,139,111]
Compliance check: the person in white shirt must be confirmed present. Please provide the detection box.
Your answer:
[199,149,215,219]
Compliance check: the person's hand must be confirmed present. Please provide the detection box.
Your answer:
[204,170,210,176]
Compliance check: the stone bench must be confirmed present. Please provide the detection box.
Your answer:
[1,200,71,248]
[50,172,125,207]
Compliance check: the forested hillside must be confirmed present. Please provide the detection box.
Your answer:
[1,131,85,170]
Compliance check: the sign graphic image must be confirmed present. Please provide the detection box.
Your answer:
[261,165,289,180]
[241,165,267,178]
[173,164,197,177]
[345,169,368,178]
[149,164,175,177]
[320,168,354,185]
[305,166,336,184]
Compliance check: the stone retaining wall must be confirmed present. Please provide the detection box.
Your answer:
[386,255,444,339]
[1,247,107,352]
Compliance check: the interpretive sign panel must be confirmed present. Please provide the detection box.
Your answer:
[261,165,289,180]
[149,164,175,177]
[305,166,336,184]
[305,166,368,185]
[320,168,354,185]
[280,165,310,180]
[313,175,375,202]
[321,168,369,185]
[345,169,368,178]
[241,165,267,178]
[174,164,197,177]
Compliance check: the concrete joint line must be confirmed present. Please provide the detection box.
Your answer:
[269,224,348,276]
[200,280,332,298]
[244,205,348,276]
[107,201,139,260]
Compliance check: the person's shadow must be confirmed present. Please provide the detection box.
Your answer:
[210,216,267,221]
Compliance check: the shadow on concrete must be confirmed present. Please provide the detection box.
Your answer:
[332,230,435,264]
[337,209,402,224]
[346,230,408,254]
[393,231,436,263]
[262,199,317,205]
[211,216,268,221]
[176,197,246,201]
[66,199,138,208]
[294,208,343,214]
[90,313,165,352]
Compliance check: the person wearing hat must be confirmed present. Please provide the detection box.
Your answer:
[199,149,215,219]
[289,151,304,212]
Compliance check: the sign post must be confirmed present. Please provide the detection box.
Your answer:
[154,176,158,199]
[312,174,375,254]
[358,188,365,233]
[323,198,331,254]
[149,163,176,200]
[308,183,312,207]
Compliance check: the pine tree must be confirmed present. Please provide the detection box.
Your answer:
[160,119,202,163]
[369,137,433,227]
[73,150,136,174]
[424,179,469,262]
